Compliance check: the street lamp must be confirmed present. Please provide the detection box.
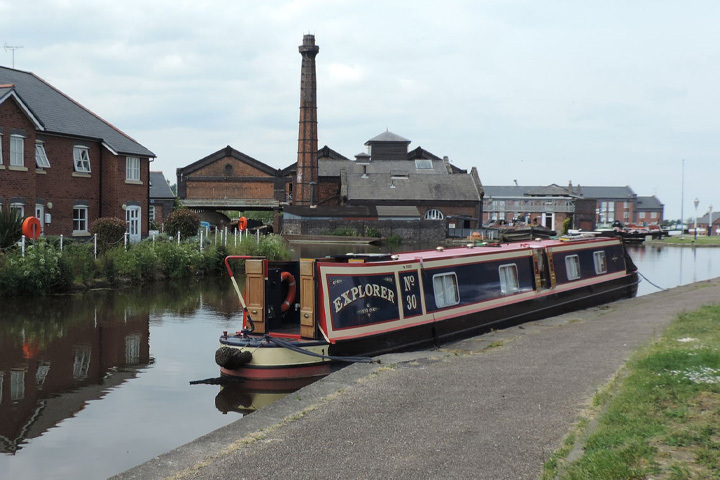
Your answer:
[694,197,699,239]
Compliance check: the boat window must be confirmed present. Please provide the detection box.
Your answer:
[433,273,459,308]
[593,251,607,274]
[499,264,519,294]
[565,255,581,280]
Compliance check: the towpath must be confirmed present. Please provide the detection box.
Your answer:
[112,278,720,480]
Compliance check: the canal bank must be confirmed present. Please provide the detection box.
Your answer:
[112,278,720,480]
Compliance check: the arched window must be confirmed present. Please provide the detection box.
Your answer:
[224,163,234,175]
[424,209,444,220]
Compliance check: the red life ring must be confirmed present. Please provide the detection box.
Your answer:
[280,271,296,313]
[237,217,248,231]
[22,217,41,239]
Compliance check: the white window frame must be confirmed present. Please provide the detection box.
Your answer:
[433,272,459,308]
[10,134,24,167]
[593,251,607,274]
[126,205,141,243]
[499,263,519,294]
[9,202,24,218]
[35,141,51,168]
[425,209,445,220]
[73,206,89,233]
[73,146,91,173]
[565,255,581,280]
[651,212,658,220]
[10,369,25,402]
[149,204,156,222]
[72,346,92,380]
[126,156,140,181]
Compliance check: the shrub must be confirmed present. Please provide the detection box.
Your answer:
[0,243,65,295]
[165,209,201,240]
[90,217,127,253]
[0,209,23,249]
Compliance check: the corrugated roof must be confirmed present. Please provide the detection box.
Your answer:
[0,66,154,157]
[149,172,175,199]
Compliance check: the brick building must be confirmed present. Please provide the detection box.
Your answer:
[0,67,154,241]
[483,184,662,230]
[176,35,483,236]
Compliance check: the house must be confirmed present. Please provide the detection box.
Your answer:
[634,195,664,225]
[482,184,657,230]
[148,171,175,226]
[0,67,154,242]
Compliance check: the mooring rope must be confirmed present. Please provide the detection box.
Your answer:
[637,271,668,291]
[264,335,380,364]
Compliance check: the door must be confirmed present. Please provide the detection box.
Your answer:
[35,204,44,235]
[126,206,141,243]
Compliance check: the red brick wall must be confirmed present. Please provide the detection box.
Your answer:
[1,95,151,237]
[184,155,277,201]
[0,96,38,221]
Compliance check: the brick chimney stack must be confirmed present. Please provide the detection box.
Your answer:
[295,34,320,206]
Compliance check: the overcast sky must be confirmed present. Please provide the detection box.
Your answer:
[2,0,718,220]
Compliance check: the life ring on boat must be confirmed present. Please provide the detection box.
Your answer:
[22,217,41,239]
[237,217,248,231]
[280,271,296,313]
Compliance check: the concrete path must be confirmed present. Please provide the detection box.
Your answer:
[112,278,720,480]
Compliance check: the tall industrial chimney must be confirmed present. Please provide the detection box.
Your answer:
[295,34,319,206]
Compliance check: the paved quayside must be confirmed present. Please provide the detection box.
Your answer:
[112,278,720,480]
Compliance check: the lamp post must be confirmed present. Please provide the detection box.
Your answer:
[694,197,699,239]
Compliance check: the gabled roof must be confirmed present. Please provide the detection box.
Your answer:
[179,145,280,177]
[0,84,44,130]
[0,67,154,157]
[149,172,175,199]
[636,195,664,210]
[365,130,411,144]
[281,145,348,176]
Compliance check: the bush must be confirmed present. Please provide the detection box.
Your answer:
[90,217,126,253]
[0,243,65,295]
[165,209,201,240]
[0,209,23,249]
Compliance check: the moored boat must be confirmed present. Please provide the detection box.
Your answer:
[216,236,639,381]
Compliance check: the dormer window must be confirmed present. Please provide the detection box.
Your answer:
[73,146,91,173]
[415,159,433,170]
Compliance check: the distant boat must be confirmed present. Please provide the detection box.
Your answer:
[216,236,639,382]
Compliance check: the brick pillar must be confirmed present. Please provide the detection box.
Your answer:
[295,34,319,206]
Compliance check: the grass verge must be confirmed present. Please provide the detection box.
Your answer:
[544,305,720,480]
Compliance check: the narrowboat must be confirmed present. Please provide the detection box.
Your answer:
[216,236,639,382]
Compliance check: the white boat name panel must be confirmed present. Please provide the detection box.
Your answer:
[328,274,399,328]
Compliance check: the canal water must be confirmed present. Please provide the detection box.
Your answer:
[1,244,719,479]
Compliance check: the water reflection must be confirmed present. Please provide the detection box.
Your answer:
[0,292,151,454]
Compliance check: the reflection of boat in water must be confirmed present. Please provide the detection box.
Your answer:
[214,376,321,414]
[215,236,639,383]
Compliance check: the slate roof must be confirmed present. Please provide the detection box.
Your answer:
[365,130,411,144]
[179,145,279,177]
[636,195,664,210]
[483,185,637,200]
[346,173,481,202]
[319,158,451,177]
[149,172,175,199]
[0,66,154,157]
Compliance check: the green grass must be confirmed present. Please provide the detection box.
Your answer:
[659,235,720,246]
[545,305,720,480]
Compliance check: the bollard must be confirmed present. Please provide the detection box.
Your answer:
[21,235,26,257]
[200,229,203,252]
[93,234,97,259]
[60,234,64,252]
[177,231,180,245]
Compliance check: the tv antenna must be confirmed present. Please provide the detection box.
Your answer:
[4,44,23,68]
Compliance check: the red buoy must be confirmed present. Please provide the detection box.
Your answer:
[22,216,41,239]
